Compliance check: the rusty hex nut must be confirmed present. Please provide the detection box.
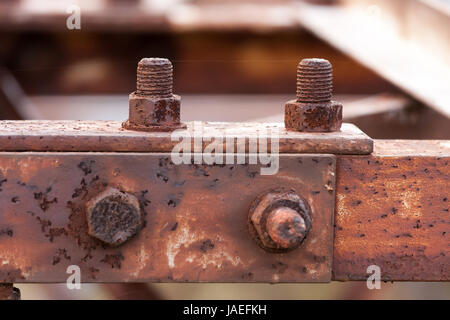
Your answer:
[284,100,342,132]
[86,187,142,246]
[123,92,184,132]
[248,188,312,253]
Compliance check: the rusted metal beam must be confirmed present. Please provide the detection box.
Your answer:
[334,140,449,281]
[0,120,447,282]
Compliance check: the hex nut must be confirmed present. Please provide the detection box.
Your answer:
[122,92,185,132]
[285,100,342,132]
[248,188,312,253]
[86,187,142,246]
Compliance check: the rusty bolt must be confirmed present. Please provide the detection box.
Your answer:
[122,58,186,132]
[86,187,142,246]
[248,188,312,253]
[284,58,342,132]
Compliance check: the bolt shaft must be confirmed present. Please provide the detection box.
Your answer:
[296,58,332,103]
[267,207,306,249]
[136,58,173,97]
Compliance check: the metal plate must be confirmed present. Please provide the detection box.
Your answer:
[0,121,373,154]
[333,140,450,281]
[0,153,335,283]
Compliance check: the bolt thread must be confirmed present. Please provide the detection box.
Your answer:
[136,58,173,97]
[296,58,332,103]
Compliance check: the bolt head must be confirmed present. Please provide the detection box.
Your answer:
[248,188,312,252]
[284,100,342,132]
[266,207,307,249]
[86,187,142,246]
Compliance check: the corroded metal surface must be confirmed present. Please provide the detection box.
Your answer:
[285,100,342,132]
[123,93,185,132]
[0,121,373,154]
[0,153,336,283]
[334,140,450,281]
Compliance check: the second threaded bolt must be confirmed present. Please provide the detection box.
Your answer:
[123,57,185,132]
[285,58,342,132]
[136,58,173,97]
[296,58,332,103]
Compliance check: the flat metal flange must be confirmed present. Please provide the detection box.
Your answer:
[0,120,372,154]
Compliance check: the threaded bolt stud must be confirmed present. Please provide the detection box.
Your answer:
[136,58,173,98]
[296,58,333,103]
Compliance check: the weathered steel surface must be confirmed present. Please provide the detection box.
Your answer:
[285,100,342,132]
[0,153,336,283]
[0,121,373,154]
[334,140,450,281]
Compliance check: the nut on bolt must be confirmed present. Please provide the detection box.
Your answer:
[123,57,186,132]
[248,188,312,253]
[284,58,342,132]
[86,187,143,246]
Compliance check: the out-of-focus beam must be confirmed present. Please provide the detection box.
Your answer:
[102,284,162,300]
[294,1,450,118]
[0,68,41,120]
[343,93,411,119]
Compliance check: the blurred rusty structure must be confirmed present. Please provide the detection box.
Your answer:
[0,0,448,140]
[0,0,449,300]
